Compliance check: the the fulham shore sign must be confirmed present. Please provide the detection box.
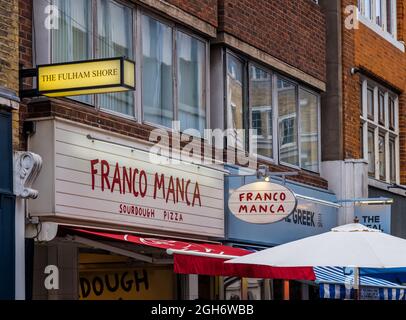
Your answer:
[37,57,135,97]
[228,181,297,224]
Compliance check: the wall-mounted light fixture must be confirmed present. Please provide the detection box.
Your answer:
[350,67,360,75]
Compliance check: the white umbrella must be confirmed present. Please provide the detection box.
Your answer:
[225,223,406,268]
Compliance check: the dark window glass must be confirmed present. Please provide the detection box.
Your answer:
[378,91,385,125]
[367,88,374,120]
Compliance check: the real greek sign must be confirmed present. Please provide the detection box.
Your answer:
[37,57,135,97]
[228,181,297,224]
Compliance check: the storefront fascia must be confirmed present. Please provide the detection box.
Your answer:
[27,117,228,300]
[223,165,339,300]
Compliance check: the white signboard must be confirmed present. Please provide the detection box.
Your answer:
[28,119,224,237]
[228,181,297,224]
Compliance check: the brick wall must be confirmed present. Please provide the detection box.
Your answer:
[341,0,359,159]
[399,93,406,183]
[218,0,326,83]
[0,0,19,93]
[398,0,405,42]
[18,0,33,151]
[18,0,329,189]
[165,0,217,27]
[0,0,20,149]
[341,0,406,183]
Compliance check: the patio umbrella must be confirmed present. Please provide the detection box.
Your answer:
[225,223,406,299]
[225,223,406,268]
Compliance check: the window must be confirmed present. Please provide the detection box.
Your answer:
[358,0,397,37]
[141,15,173,127]
[48,2,208,131]
[386,0,393,34]
[249,65,273,159]
[52,0,91,63]
[177,31,206,134]
[97,0,134,116]
[360,0,372,19]
[299,89,319,172]
[368,129,375,177]
[360,79,398,183]
[51,0,133,115]
[367,87,374,119]
[375,0,383,26]
[389,138,396,183]
[278,79,299,167]
[360,125,364,158]
[378,133,386,180]
[226,53,244,149]
[378,91,385,125]
[389,97,395,130]
[141,15,208,134]
[51,0,92,105]
[224,51,320,172]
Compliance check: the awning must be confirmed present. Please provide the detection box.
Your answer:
[315,266,406,288]
[315,267,406,300]
[319,284,406,300]
[68,228,315,280]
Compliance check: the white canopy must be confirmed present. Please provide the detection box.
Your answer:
[226,223,406,268]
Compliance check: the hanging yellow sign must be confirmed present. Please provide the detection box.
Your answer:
[37,57,135,97]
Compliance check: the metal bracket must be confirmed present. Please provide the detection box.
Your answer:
[228,164,299,184]
[19,67,39,98]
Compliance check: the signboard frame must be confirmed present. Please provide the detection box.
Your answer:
[37,56,135,97]
[228,181,297,224]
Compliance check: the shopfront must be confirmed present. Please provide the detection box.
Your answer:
[223,165,339,300]
[27,117,226,300]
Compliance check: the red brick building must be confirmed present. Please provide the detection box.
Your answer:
[13,0,335,300]
[320,0,406,236]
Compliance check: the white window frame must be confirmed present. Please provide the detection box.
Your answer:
[358,0,405,51]
[225,50,321,173]
[360,78,399,184]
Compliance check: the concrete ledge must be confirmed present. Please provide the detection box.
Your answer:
[214,32,326,92]
[138,0,217,38]
[0,87,20,110]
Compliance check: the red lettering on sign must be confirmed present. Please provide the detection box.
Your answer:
[111,163,122,194]
[123,167,132,194]
[166,176,176,203]
[176,178,185,203]
[193,183,201,207]
[132,168,139,197]
[90,159,99,190]
[100,160,110,191]
[89,160,202,208]
[139,170,147,197]
[154,173,165,200]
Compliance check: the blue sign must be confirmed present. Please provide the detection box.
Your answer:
[225,167,338,246]
[355,205,391,234]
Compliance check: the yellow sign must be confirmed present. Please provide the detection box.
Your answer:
[79,267,174,300]
[37,57,135,97]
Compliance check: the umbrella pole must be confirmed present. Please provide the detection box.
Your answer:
[354,267,360,300]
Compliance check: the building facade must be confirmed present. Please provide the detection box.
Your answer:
[6,0,405,301]
[320,0,406,237]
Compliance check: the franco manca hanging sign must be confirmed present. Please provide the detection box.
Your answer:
[228,181,297,224]
[20,57,135,98]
